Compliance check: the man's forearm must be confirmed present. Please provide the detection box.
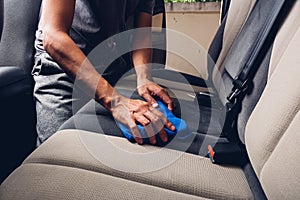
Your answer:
[43,30,117,110]
[133,49,153,81]
[132,12,153,81]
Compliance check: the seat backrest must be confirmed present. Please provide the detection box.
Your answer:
[207,0,255,80]
[210,0,298,144]
[245,0,300,198]
[211,0,256,77]
[0,0,41,72]
[0,0,42,183]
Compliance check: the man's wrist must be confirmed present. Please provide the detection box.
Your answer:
[94,81,122,111]
[135,64,153,83]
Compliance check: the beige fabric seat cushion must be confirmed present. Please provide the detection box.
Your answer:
[0,130,253,200]
[0,164,208,200]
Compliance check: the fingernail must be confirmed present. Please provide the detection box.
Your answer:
[136,138,143,144]
[152,103,158,108]
[151,139,156,145]
[171,125,176,131]
[162,136,168,142]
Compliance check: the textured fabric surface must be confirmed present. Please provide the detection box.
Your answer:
[268,0,300,78]
[17,130,253,200]
[245,24,300,199]
[260,111,300,199]
[246,26,300,176]
[0,164,208,200]
[242,4,300,199]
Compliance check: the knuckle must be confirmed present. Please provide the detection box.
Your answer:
[143,120,150,126]
[166,98,172,103]
[157,112,165,119]
[152,116,160,123]
[167,121,173,128]
[159,130,167,137]
[129,124,137,131]
[138,87,146,93]
[157,88,164,94]
[162,118,168,125]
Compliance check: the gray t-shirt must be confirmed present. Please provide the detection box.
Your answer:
[70,0,155,54]
[36,0,155,55]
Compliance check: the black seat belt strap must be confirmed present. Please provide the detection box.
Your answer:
[209,0,295,166]
[222,0,296,142]
[227,0,295,105]
[221,0,231,22]
[221,0,295,135]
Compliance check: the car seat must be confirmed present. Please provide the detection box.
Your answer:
[1,0,300,199]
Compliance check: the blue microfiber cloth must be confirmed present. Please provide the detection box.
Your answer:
[117,101,192,145]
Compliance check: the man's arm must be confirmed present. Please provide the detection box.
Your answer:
[40,0,175,144]
[133,12,174,111]
[40,0,115,109]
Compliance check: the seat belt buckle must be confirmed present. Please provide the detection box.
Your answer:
[227,78,249,103]
[208,143,249,166]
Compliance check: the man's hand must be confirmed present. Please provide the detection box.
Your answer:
[137,79,175,111]
[111,96,175,145]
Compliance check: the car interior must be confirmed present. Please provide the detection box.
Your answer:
[1,0,300,199]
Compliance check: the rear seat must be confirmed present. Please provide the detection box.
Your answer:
[1,1,300,200]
